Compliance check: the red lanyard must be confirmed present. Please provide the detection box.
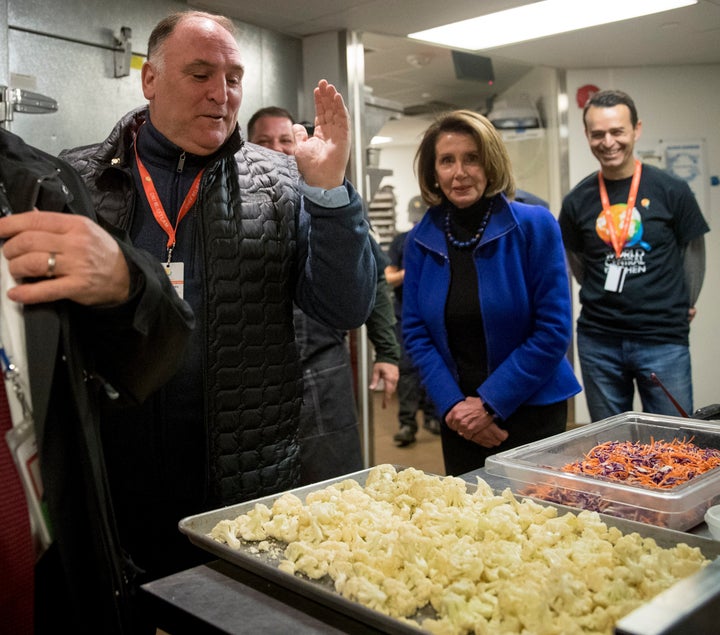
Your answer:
[133,138,204,264]
[598,159,642,259]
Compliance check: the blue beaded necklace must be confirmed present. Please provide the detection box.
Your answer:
[444,199,494,250]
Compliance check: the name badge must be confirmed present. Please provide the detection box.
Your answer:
[165,261,185,299]
[604,263,627,293]
[6,420,53,550]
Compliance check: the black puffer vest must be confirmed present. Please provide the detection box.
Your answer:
[61,109,304,505]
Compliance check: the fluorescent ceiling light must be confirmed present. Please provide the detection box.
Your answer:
[370,135,393,145]
[408,0,697,51]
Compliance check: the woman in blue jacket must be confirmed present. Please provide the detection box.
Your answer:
[403,110,581,475]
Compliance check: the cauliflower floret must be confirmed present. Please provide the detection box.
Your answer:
[377,576,422,617]
[209,503,273,545]
[338,574,387,611]
[282,540,331,579]
[208,519,243,549]
[433,583,498,633]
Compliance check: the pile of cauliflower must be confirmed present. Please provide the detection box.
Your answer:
[209,464,709,635]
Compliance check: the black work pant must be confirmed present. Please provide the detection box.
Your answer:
[395,320,437,432]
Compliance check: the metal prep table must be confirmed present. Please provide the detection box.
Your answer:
[141,558,386,634]
[141,468,720,634]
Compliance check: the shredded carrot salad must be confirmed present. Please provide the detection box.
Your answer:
[561,437,720,489]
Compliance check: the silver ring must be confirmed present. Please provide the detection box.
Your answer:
[46,252,57,278]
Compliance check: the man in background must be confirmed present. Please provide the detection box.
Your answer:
[60,10,376,631]
[248,106,400,484]
[559,89,709,421]
[385,196,441,447]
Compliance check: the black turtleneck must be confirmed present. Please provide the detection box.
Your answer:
[445,197,494,395]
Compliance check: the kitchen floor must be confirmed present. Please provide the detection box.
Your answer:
[368,388,445,476]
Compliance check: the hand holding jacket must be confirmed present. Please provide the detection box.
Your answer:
[0,211,130,307]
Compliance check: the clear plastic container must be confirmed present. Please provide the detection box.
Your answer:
[705,505,720,540]
[485,412,720,530]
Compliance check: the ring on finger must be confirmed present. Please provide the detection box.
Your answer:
[46,252,57,278]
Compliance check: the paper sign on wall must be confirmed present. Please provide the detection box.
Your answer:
[661,140,709,221]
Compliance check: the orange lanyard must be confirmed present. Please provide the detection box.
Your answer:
[133,138,204,265]
[598,159,642,259]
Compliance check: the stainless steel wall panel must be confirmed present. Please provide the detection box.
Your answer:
[3,0,301,153]
[1,1,8,86]
[9,27,146,154]
[9,0,185,56]
[258,29,303,124]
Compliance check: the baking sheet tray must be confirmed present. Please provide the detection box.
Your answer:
[179,466,720,635]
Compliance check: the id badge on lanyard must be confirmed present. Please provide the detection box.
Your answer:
[5,418,53,550]
[600,160,642,294]
[165,261,185,299]
[134,131,202,301]
[604,263,628,293]
[1,344,53,551]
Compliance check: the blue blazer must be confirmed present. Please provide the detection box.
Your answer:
[402,194,581,421]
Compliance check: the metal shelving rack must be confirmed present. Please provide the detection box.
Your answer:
[367,183,397,250]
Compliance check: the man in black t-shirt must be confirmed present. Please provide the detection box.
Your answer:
[559,89,709,421]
